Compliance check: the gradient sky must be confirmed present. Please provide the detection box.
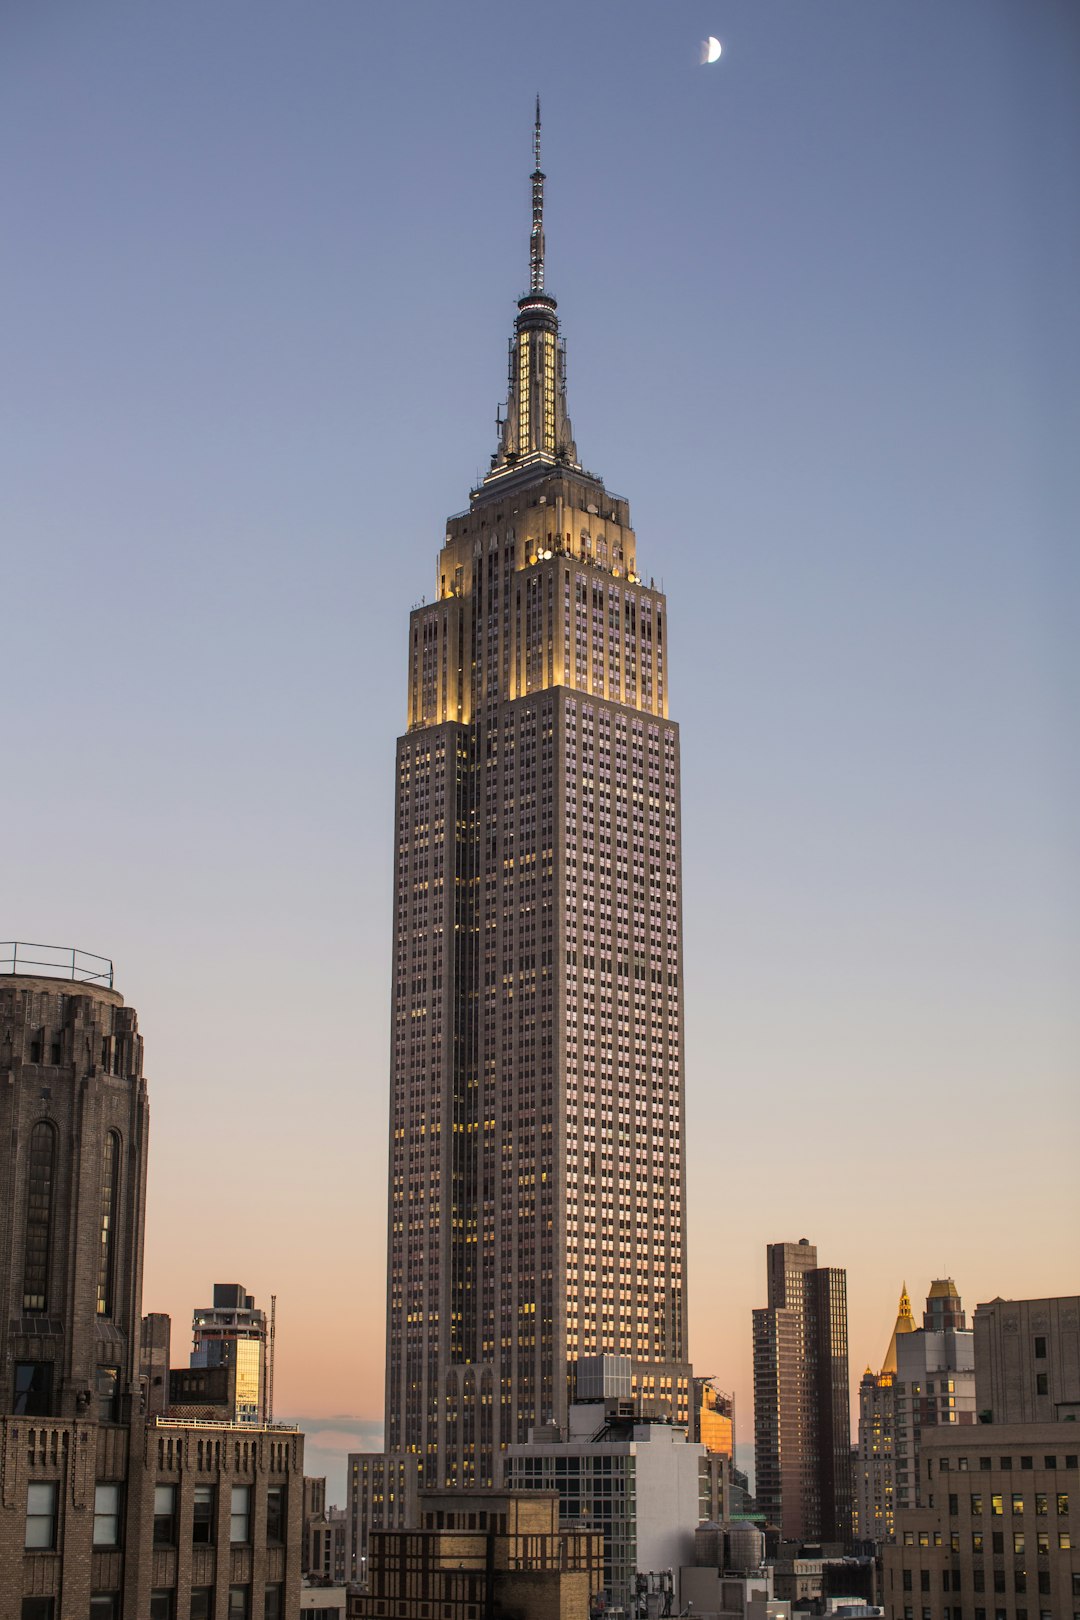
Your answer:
[3,1,1078,1502]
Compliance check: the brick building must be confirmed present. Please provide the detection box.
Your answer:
[0,953,304,1620]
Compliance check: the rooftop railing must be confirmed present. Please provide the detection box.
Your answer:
[0,942,114,988]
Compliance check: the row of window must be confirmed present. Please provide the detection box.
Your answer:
[935,1453,1078,1473]
[21,1587,283,1620]
[25,1482,286,1550]
[901,1608,1073,1620]
[949,1492,1070,1517]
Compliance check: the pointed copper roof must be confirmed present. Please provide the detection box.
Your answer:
[881,1282,917,1374]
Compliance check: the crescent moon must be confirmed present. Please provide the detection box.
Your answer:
[705,36,722,64]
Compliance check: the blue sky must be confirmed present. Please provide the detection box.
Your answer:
[3,1,1077,1503]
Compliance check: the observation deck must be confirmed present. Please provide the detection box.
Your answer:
[0,941,114,988]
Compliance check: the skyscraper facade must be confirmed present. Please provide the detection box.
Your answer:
[753,1238,852,1545]
[384,108,691,1492]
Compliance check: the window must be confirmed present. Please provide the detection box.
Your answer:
[1058,1494,1069,1516]
[21,1600,55,1620]
[25,1482,58,1549]
[1034,1336,1047,1358]
[193,1485,215,1544]
[13,1362,53,1417]
[96,1132,119,1317]
[265,1485,285,1544]
[1036,1374,1049,1395]
[97,1366,119,1423]
[230,1485,251,1544]
[264,1587,283,1620]
[149,1596,173,1620]
[153,1484,176,1545]
[1014,1532,1026,1553]
[972,1494,984,1515]
[1013,1493,1025,1513]
[1036,1494,1048,1515]
[1037,1531,1050,1554]
[949,1494,959,1515]
[973,1531,984,1551]
[992,1532,1004,1554]
[228,1589,249,1620]
[22,1122,55,1310]
[1061,1531,1073,1550]
[903,1571,913,1591]
[190,1592,214,1620]
[93,1484,122,1547]
[992,1494,1004,1516]
[89,1598,120,1620]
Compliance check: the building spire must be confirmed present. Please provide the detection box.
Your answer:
[881,1282,917,1375]
[530,95,545,294]
[487,101,578,479]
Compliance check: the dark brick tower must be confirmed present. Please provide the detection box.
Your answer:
[0,958,149,1426]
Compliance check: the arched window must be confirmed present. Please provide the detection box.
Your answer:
[22,1121,56,1311]
[96,1130,120,1317]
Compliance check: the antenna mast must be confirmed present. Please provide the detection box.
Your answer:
[530,95,545,294]
[267,1293,277,1425]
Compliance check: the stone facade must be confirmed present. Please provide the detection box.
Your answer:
[881,1424,1079,1620]
[974,1296,1080,1426]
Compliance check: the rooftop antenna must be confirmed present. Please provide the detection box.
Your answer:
[530,95,545,294]
[267,1293,277,1425]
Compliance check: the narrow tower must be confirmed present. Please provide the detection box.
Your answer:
[0,950,149,1424]
[385,111,690,1491]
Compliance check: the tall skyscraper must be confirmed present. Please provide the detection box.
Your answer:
[753,1238,852,1545]
[384,106,690,1492]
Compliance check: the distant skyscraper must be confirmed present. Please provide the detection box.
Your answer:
[893,1278,975,1510]
[183,1281,269,1425]
[383,104,690,1493]
[853,1283,915,1548]
[752,1238,852,1545]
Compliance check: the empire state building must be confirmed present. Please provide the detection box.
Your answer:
[385,107,690,1491]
